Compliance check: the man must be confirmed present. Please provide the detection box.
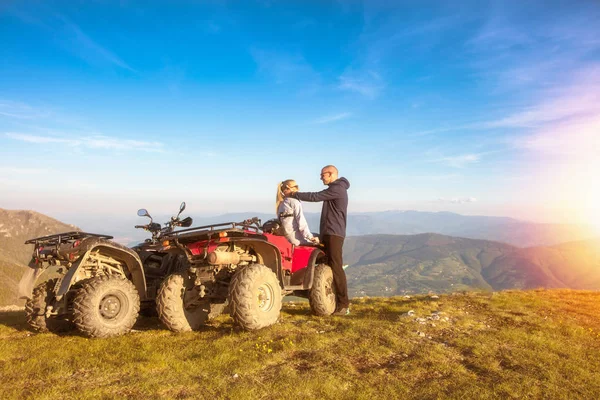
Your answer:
[293,165,351,316]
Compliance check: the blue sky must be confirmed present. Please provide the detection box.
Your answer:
[1,1,599,227]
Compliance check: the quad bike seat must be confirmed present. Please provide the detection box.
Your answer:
[262,218,284,235]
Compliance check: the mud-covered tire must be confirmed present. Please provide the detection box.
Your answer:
[25,279,75,333]
[229,264,282,331]
[156,273,221,332]
[309,264,337,316]
[72,275,140,338]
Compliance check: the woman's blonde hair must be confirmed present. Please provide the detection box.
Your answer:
[275,179,296,214]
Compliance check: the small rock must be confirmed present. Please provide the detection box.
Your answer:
[415,317,427,324]
[431,323,436,327]
[407,310,415,316]
[430,295,439,299]
[402,353,409,358]
[318,330,325,334]
[417,331,426,337]
[403,295,412,299]
[431,315,441,321]
[232,374,239,379]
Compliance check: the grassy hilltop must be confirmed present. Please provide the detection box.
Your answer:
[1,290,599,399]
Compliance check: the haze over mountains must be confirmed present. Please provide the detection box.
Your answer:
[68,209,596,248]
[0,208,598,306]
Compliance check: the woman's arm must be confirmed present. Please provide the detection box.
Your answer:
[292,199,313,242]
[278,200,300,245]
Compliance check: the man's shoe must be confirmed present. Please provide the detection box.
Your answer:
[332,307,350,316]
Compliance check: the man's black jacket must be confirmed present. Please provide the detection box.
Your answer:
[294,177,350,238]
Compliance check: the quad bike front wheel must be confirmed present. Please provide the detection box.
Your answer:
[229,264,282,331]
[309,264,337,316]
[72,275,140,338]
[156,272,226,332]
[25,278,75,333]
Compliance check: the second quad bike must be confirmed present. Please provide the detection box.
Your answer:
[18,202,338,337]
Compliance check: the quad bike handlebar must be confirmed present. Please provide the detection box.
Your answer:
[135,202,193,243]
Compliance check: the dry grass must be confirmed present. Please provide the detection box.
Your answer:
[1,289,600,399]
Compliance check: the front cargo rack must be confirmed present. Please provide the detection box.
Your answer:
[25,231,114,245]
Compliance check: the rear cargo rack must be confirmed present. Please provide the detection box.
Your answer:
[25,231,113,245]
[165,219,263,240]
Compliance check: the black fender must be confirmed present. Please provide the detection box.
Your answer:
[301,248,327,289]
[288,247,326,288]
[17,259,46,299]
[57,238,147,300]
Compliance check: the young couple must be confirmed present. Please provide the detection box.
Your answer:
[275,165,351,316]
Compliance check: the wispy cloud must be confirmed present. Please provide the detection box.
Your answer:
[412,174,461,181]
[484,82,600,131]
[432,153,481,168]
[512,115,600,158]
[5,133,163,152]
[8,7,135,72]
[58,15,136,72]
[0,167,51,175]
[338,71,383,99]
[466,3,600,94]
[436,197,478,204]
[313,112,352,124]
[0,100,51,120]
[250,48,320,88]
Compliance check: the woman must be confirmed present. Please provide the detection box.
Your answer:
[275,179,319,246]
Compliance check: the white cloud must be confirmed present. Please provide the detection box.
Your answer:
[5,133,164,152]
[437,197,478,204]
[0,167,50,175]
[483,71,600,129]
[513,115,600,157]
[250,48,319,87]
[61,16,136,72]
[338,71,383,99]
[433,153,481,168]
[9,8,135,72]
[0,100,51,120]
[313,112,352,124]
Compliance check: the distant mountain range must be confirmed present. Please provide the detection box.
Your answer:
[220,210,596,247]
[344,234,600,297]
[0,208,598,305]
[71,209,596,248]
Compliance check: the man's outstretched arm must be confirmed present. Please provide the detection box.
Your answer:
[294,185,342,202]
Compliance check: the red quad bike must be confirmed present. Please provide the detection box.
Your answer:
[142,211,339,332]
[18,202,337,337]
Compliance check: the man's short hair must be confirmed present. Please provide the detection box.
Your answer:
[322,165,338,175]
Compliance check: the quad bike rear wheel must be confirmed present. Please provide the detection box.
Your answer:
[156,272,226,332]
[229,264,282,331]
[25,278,75,333]
[309,264,337,316]
[72,275,140,338]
